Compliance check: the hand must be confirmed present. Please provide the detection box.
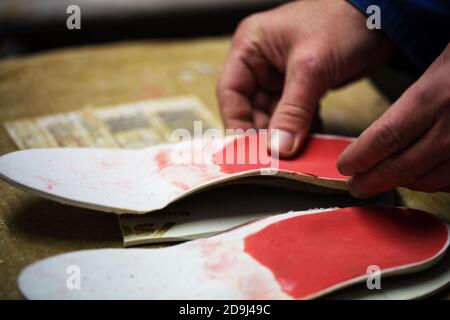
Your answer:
[338,43,450,197]
[217,0,393,157]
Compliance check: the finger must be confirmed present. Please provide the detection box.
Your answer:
[230,17,284,95]
[347,124,450,198]
[253,109,270,129]
[251,62,284,95]
[251,89,272,129]
[268,48,328,157]
[407,160,450,193]
[337,74,437,177]
[217,50,257,130]
[252,89,273,114]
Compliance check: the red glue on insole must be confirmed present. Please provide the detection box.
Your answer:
[244,207,449,299]
[213,134,351,179]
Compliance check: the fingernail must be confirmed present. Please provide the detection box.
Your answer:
[270,129,295,156]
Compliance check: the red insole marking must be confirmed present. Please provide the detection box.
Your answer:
[212,134,352,180]
[35,176,59,191]
[155,151,170,168]
[153,149,222,191]
[244,207,448,299]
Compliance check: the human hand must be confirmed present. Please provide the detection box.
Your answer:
[338,43,450,197]
[217,0,393,157]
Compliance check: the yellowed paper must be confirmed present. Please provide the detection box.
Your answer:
[5,96,220,148]
[3,95,223,246]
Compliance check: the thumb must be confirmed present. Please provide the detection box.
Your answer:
[268,50,327,157]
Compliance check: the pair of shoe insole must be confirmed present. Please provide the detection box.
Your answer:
[1,134,449,299]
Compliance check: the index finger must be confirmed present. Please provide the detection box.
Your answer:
[217,50,257,130]
[337,85,434,176]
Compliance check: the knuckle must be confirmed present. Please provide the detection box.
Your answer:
[233,14,261,44]
[375,123,407,154]
[384,158,414,184]
[277,103,312,124]
[237,14,259,30]
[291,51,324,78]
[290,44,327,78]
[411,85,431,107]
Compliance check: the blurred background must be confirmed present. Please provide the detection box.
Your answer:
[0,0,289,57]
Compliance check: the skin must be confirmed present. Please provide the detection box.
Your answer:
[339,43,450,197]
[217,0,450,197]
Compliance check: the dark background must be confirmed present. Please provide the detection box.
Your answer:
[0,0,288,57]
[0,0,417,97]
